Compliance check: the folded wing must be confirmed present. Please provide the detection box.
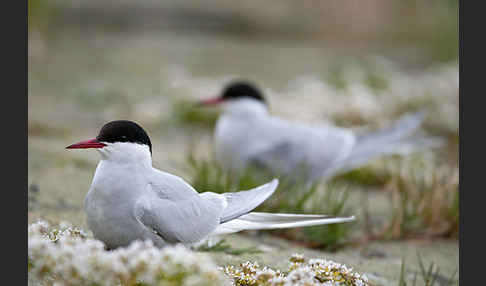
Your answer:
[136,194,225,244]
[219,179,278,223]
[248,118,356,181]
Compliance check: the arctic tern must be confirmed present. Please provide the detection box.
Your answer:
[66,120,355,249]
[199,81,444,184]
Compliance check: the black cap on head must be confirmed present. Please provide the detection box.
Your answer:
[97,120,152,154]
[221,81,266,104]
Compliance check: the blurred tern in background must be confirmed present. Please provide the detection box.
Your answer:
[66,120,355,249]
[199,81,444,184]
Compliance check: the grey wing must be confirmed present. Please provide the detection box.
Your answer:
[136,193,225,244]
[311,124,356,166]
[220,179,278,223]
[148,169,201,201]
[249,140,307,176]
[248,120,356,180]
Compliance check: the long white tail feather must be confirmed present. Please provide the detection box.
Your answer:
[212,212,355,235]
[355,109,427,145]
[321,110,445,178]
[325,136,445,177]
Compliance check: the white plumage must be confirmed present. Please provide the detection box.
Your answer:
[68,121,355,249]
[213,97,443,184]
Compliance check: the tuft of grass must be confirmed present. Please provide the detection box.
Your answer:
[382,157,459,239]
[398,254,458,286]
[417,253,441,286]
[365,72,389,91]
[186,151,268,194]
[333,165,392,187]
[254,181,355,250]
[196,239,262,256]
[171,99,219,128]
[398,258,408,286]
[326,65,348,90]
[300,184,354,250]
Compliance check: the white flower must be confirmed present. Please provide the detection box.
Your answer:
[28,221,225,285]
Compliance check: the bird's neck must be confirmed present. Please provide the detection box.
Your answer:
[91,144,153,199]
[97,142,153,169]
[222,99,268,118]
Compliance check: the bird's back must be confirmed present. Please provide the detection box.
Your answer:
[214,113,356,182]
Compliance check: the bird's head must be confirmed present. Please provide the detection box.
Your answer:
[66,120,152,164]
[199,81,268,115]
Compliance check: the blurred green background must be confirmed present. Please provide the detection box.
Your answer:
[29,0,458,63]
[28,0,459,182]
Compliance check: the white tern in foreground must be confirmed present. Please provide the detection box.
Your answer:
[66,120,355,249]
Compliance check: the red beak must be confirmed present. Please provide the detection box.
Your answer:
[66,138,107,149]
[197,97,224,106]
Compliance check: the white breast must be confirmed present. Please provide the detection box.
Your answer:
[84,160,161,248]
